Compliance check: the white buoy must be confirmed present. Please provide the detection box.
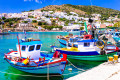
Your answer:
[68,68,72,71]
[9,49,13,51]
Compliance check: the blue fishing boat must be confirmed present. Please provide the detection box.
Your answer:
[57,37,80,48]
[57,31,85,48]
[4,37,67,74]
[113,32,120,43]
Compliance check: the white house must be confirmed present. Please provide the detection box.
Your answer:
[19,23,32,27]
[63,24,81,31]
[22,12,28,18]
[2,13,8,18]
[92,14,101,20]
[103,22,114,26]
[70,12,78,16]
[0,14,2,18]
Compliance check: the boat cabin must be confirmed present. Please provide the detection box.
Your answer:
[77,39,96,51]
[16,41,42,60]
[83,35,92,39]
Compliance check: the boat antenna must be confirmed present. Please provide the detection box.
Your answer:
[89,0,96,38]
[17,35,22,57]
[90,0,93,15]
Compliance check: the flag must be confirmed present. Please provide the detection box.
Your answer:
[84,22,88,33]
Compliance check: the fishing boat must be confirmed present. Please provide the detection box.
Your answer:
[0,32,10,35]
[56,32,85,48]
[112,32,120,43]
[4,37,67,74]
[57,36,80,48]
[0,29,10,35]
[56,35,117,61]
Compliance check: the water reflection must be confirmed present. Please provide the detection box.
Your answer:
[5,66,63,80]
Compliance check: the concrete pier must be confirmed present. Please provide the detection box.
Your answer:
[67,59,120,80]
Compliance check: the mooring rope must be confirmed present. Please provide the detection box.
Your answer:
[0,58,84,78]
[68,60,86,71]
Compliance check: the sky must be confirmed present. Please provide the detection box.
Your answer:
[0,0,120,13]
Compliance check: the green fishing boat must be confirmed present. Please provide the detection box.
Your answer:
[67,52,117,61]
[56,35,118,61]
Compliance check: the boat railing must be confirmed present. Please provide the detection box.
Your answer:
[4,54,47,66]
[5,53,67,67]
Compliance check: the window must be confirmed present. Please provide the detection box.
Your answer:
[22,46,26,51]
[84,43,90,47]
[36,45,41,50]
[29,45,35,51]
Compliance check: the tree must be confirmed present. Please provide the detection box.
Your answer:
[80,23,84,26]
[114,22,120,27]
[44,25,54,30]
[4,19,9,22]
[9,22,13,27]
[58,26,63,30]
[0,19,2,25]
[59,18,67,21]
[118,15,120,18]
[47,26,54,30]
[32,20,37,23]
[65,20,69,26]
[23,21,28,23]
[44,25,47,29]
[80,27,84,30]
[38,22,42,26]
[28,16,34,18]
[43,22,47,25]
[2,17,6,20]
[45,15,49,18]
[29,10,34,11]
[51,20,56,26]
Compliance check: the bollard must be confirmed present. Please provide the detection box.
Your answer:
[114,55,118,63]
[108,57,113,64]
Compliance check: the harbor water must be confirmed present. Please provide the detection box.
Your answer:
[0,32,103,80]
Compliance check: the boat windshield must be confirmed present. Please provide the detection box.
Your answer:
[70,38,79,42]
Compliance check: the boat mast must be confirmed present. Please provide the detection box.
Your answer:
[88,19,94,38]
[17,35,22,57]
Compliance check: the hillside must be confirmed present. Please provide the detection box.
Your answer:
[35,4,86,15]
[35,4,120,19]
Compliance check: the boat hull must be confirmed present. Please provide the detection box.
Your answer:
[6,59,66,74]
[58,39,78,48]
[0,33,10,35]
[67,52,117,61]
[56,49,100,55]
[56,49,117,61]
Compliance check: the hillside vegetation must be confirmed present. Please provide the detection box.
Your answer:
[35,4,120,19]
